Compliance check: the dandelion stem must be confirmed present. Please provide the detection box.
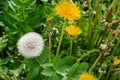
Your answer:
[48,33,52,61]
[70,38,73,56]
[88,53,102,73]
[98,73,102,80]
[56,21,65,55]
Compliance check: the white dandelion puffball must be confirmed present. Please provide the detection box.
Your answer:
[17,32,44,58]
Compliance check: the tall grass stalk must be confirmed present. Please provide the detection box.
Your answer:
[87,0,92,49]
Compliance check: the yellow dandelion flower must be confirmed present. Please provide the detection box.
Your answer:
[113,59,120,66]
[55,0,81,21]
[65,25,82,36]
[79,73,97,80]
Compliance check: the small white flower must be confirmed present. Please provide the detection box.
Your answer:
[17,32,44,58]
[100,44,108,50]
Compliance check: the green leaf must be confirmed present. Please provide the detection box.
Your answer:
[49,73,62,80]
[0,57,10,65]
[36,47,49,64]
[41,0,48,2]
[8,13,21,22]
[41,66,55,76]
[25,67,40,80]
[23,58,39,69]
[20,0,29,3]
[67,62,88,80]
[0,35,8,52]
[41,63,53,67]
[53,56,76,70]
[8,0,15,12]
[52,56,61,70]
[60,56,76,68]
[67,63,78,77]
[0,22,4,26]
[41,56,76,79]
[0,66,8,74]
[9,64,24,76]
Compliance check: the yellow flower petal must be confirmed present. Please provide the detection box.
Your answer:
[113,59,120,66]
[65,25,82,36]
[55,0,81,21]
[79,73,97,80]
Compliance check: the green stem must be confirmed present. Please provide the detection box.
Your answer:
[87,1,92,49]
[88,53,102,73]
[48,33,52,61]
[116,0,120,16]
[96,25,108,47]
[112,37,120,54]
[70,38,73,56]
[56,22,65,55]
[98,73,102,80]
[106,66,112,80]
[93,0,103,48]
[0,70,11,80]
[79,49,99,62]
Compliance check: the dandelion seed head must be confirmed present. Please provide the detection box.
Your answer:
[17,32,44,58]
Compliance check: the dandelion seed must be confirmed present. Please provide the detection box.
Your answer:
[55,0,81,21]
[79,73,97,80]
[17,32,44,58]
[65,25,82,36]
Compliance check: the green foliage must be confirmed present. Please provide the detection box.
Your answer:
[0,34,8,52]
[67,62,88,80]
[25,67,40,80]
[0,0,120,80]
[41,56,77,80]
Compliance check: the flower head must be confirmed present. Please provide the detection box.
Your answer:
[79,73,97,80]
[65,25,82,36]
[17,32,44,58]
[113,58,120,66]
[55,0,81,21]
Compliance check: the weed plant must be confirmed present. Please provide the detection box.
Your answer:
[0,0,120,80]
